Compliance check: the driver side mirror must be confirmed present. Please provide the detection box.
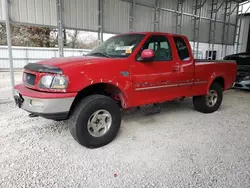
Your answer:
[139,49,155,62]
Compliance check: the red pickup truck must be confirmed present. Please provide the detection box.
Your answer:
[14,32,237,148]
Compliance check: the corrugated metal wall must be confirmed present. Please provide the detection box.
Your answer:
[0,0,5,21]
[159,11,175,33]
[182,15,194,41]
[134,4,155,32]
[63,0,99,31]
[6,0,57,26]
[238,15,250,52]
[121,0,238,44]
[103,0,130,33]
[0,0,240,45]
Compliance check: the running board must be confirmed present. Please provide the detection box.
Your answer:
[139,103,161,116]
[28,113,38,118]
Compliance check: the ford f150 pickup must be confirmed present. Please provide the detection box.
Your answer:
[14,32,237,148]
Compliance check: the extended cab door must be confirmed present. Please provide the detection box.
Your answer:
[172,36,194,97]
[130,34,184,106]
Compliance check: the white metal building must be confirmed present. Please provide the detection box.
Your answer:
[0,0,249,69]
[238,13,250,52]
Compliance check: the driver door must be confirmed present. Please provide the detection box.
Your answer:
[131,35,182,106]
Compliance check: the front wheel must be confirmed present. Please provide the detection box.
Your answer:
[193,82,223,113]
[69,95,121,148]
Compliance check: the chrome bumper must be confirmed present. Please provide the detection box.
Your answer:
[21,96,74,113]
[14,91,75,120]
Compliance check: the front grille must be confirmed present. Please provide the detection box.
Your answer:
[24,72,36,86]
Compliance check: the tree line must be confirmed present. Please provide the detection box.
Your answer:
[0,23,98,49]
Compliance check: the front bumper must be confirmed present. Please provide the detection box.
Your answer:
[14,84,77,120]
[233,80,250,90]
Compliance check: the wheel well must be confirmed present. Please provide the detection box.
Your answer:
[212,77,225,89]
[69,83,125,114]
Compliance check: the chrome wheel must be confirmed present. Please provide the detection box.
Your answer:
[87,109,112,137]
[206,90,218,107]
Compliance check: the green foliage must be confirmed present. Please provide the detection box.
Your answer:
[0,23,56,47]
[0,23,99,49]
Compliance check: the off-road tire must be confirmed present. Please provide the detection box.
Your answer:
[193,82,223,113]
[69,94,121,148]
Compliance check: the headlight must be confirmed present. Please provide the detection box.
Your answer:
[39,75,54,88]
[243,76,250,81]
[51,76,68,89]
[39,75,68,89]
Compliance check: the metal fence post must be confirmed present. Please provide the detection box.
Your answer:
[234,3,250,54]
[208,0,218,59]
[154,0,160,32]
[57,0,64,57]
[221,0,231,58]
[193,0,207,58]
[25,48,29,65]
[98,0,104,44]
[129,0,136,32]
[176,0,184,34]
[4,0,15,100]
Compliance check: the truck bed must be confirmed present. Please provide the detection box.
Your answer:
[195,59,236,63]
[192,59,237,96]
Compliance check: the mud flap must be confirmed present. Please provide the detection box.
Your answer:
[14,94,24,108]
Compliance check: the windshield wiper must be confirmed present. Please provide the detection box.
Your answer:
[87,52,111,58]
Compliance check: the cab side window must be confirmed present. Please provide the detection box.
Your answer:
[139,35,172,61]
[173,37,190,61]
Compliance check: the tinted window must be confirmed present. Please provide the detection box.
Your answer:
[174,37,190,61]
[139,35,172,61]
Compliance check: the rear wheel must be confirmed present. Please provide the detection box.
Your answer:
[69,95,121,148]
[193,82,223,113]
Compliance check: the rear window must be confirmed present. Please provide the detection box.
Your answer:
[173,37,190,61]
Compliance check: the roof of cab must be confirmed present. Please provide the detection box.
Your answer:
[116,32,186,38]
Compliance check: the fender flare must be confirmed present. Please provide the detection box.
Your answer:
[206,73,225,93]
[80,77,132,108]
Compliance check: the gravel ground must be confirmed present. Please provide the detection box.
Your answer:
[0,72,250,188]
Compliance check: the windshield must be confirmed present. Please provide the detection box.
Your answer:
[87,34,145,58]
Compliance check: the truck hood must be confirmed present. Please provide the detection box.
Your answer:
[23,55,129,94]
[24,56,125,77]
[37,56,108,69]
